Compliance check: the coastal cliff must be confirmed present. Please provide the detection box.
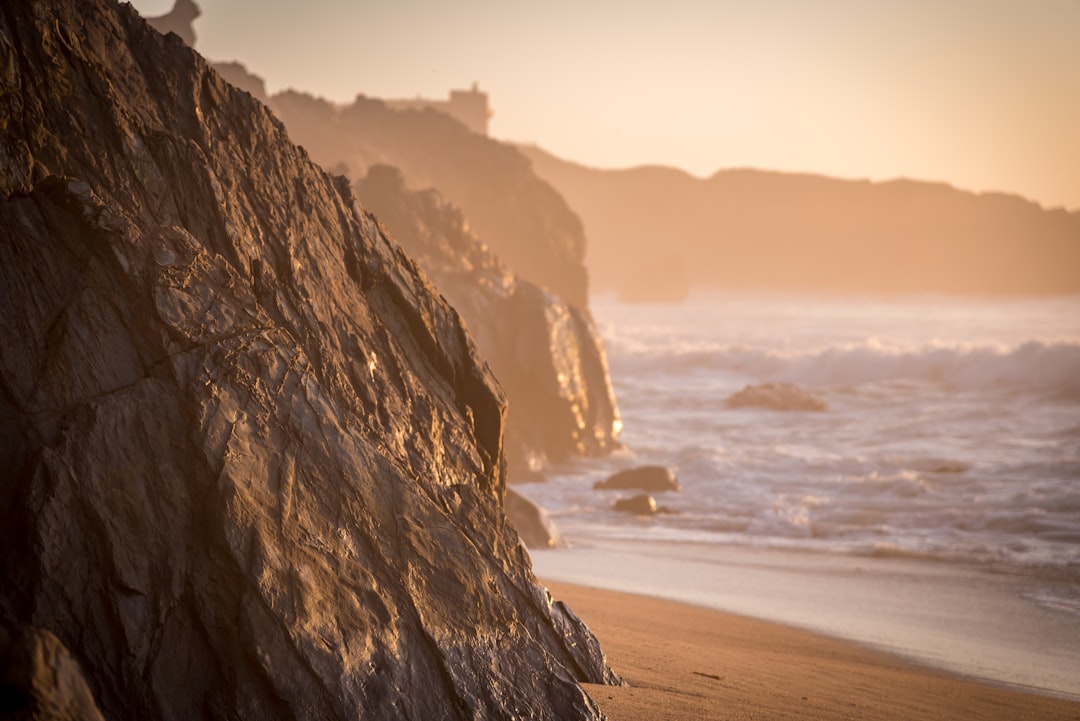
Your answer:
[521,145,1080,297]
[206,60,621,468]
[270,90,589,309]
[356,165,620,469]
[254,80,620,467]
[0,1,615,718]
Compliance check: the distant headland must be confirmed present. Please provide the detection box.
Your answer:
[385,83,493,136]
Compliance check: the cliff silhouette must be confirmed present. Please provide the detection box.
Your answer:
[269,90,590,309]
[521,145,1080,298]
[144,0,199,46]
[0,1,616,718]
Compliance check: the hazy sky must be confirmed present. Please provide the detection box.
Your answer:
[129,0,1080,210]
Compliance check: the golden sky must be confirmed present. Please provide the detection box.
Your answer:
[130,0,1080,211]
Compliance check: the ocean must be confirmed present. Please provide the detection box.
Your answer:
[528,290,1080,695]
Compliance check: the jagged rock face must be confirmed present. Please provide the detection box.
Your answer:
[0,2,615,720]
[356,166,621,469]
[269,90,591,308]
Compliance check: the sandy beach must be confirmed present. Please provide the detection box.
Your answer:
[532,538,1080,695]
[545,580,1080,721]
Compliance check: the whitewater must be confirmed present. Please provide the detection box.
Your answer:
[530,291,1080,697]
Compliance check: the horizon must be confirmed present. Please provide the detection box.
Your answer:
[128,0,1080,212]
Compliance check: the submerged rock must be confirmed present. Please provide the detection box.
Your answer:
[0,2,615,719]
[612,494,679,516]
[725,382,828,412]
[610,494,655,516]
[594,465,681,492]
[614,494,658,515]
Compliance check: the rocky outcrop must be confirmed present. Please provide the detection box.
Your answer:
[521,144,1080,296]
[269,90,590,308]
[593,466,681,492]
[504,490,568,550]
[726,383,828,412]
[214,63,622,471]
[611,494,677,516]
[355,165,621,469]
[0,2,615,720]
[613,494,657,515]
[0,627,106,721]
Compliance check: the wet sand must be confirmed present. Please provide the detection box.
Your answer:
[546,580,1080,721]
[532,539,1080,698]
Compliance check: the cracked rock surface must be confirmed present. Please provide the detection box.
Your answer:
[0,1,616,719]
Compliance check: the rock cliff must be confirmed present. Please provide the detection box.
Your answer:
[0,2,615,719]
[268,89,590,309]
[355,165,621,469]
[206,64,620,470]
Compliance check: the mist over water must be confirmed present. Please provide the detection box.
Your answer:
[531,292,1080,577]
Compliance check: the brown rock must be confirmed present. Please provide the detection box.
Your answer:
[613,494,659,515]
[0,2,616,719]
[0,627,105,721]
[594,465,681,492]
[726,383,828,412]
[504,489,568,549]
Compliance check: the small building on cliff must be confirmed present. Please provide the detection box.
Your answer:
[386,83,493,135]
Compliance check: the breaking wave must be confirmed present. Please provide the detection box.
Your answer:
[614,338,1080,394]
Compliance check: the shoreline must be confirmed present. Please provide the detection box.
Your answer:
[544,579,1080,721]
[531,537,1080,700]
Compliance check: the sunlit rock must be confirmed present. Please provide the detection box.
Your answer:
[0,627,105,721]
[0,2,617,718]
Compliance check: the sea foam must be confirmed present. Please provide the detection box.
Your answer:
[613,338,1080,395]
[536,292,1080,572]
